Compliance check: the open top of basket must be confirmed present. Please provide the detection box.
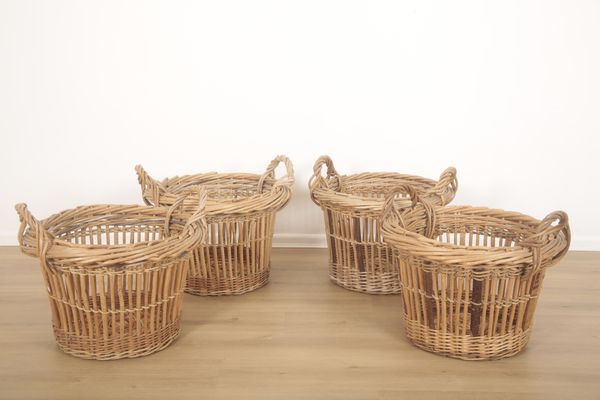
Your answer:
[381,184,571,272]
[15,191,208,269]
[309,155,458,214]
[136,155,294,216]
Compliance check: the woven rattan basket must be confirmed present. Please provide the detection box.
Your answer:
[15,193,207,360]
[381,185,571,360]
[309,155,458,295]
[135,155,294,296]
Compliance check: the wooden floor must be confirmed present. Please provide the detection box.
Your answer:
[0,247,599,400]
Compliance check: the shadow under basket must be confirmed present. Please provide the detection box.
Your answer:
[136,155,294,296]
[15,199,206,360]
[309,155,458,295]
[381,185,571,360]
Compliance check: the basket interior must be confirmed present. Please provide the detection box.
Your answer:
[338,173,437,199]
[163,173,275,202]
[47,213,186,246]
[403,208,539,249]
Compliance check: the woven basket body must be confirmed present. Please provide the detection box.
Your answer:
[15,198,207,360]
[136,156,294,296]
[309,156,458,295]
[381,186,571,360]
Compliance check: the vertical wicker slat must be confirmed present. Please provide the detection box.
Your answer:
[15,192,207,360]
[381,185,571,360]
[309,155,458,295]
[136,155,294,296]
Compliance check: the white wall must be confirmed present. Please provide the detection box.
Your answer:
[1,0,598,250]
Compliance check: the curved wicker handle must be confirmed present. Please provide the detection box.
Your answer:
[15,203,54,264]
[381,184,437,239]
[135,165,167,206]
[163,187,209,239]
[309,155,341,205]
[431,166,458,204]
[258,155,295,192]
[182,187,209,238]
[524,211,571,270]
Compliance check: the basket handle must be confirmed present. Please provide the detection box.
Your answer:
[431,166,458,205]
[15,203,55,266]
[381,184,437,239]
[182,187,209,238]
[309,155,341,205]
[523,211,571,270]
[258,155,295,193]
[164,187,208,238]
[135,165,168,206]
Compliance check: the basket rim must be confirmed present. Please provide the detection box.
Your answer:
[16,203,206,269]
[381,204,571,269]
[136,156,294,216]
[155,172,292,214]
[308,156,458,212]
[310,172,455,211]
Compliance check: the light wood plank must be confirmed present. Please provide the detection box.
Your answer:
[0,247,598,400]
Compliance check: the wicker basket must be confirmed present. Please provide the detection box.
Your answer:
[135,155,294,296]
[15,193,207,360]
[308,155,458,295]
[381,185,571,360]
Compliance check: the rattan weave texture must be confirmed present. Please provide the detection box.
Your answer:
[136,155,294,296]
[309,155,458,294]
[381,185,570,360]
[15,192,207,360]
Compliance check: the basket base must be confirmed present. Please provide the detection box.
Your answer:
[185,269,270,296]
[52,321,181,360]
[404,318,532,360]
[329,263,401,295]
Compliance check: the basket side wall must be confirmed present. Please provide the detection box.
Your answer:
[41,257,190,360]
[186,211,277,295]
[320,205,400,294]
[397,252,545,360]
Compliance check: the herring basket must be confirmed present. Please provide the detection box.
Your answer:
[136,155,294,296]
[381,185,571,360]
[309,155,458,294]
[15,193,207,360]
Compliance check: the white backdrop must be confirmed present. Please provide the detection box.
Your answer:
[1,1,598,249]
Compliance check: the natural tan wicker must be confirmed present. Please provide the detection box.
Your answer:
[309,155,458,295]
[381,185,571,360]
[135,155,294,296]
[15,193,207,360]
